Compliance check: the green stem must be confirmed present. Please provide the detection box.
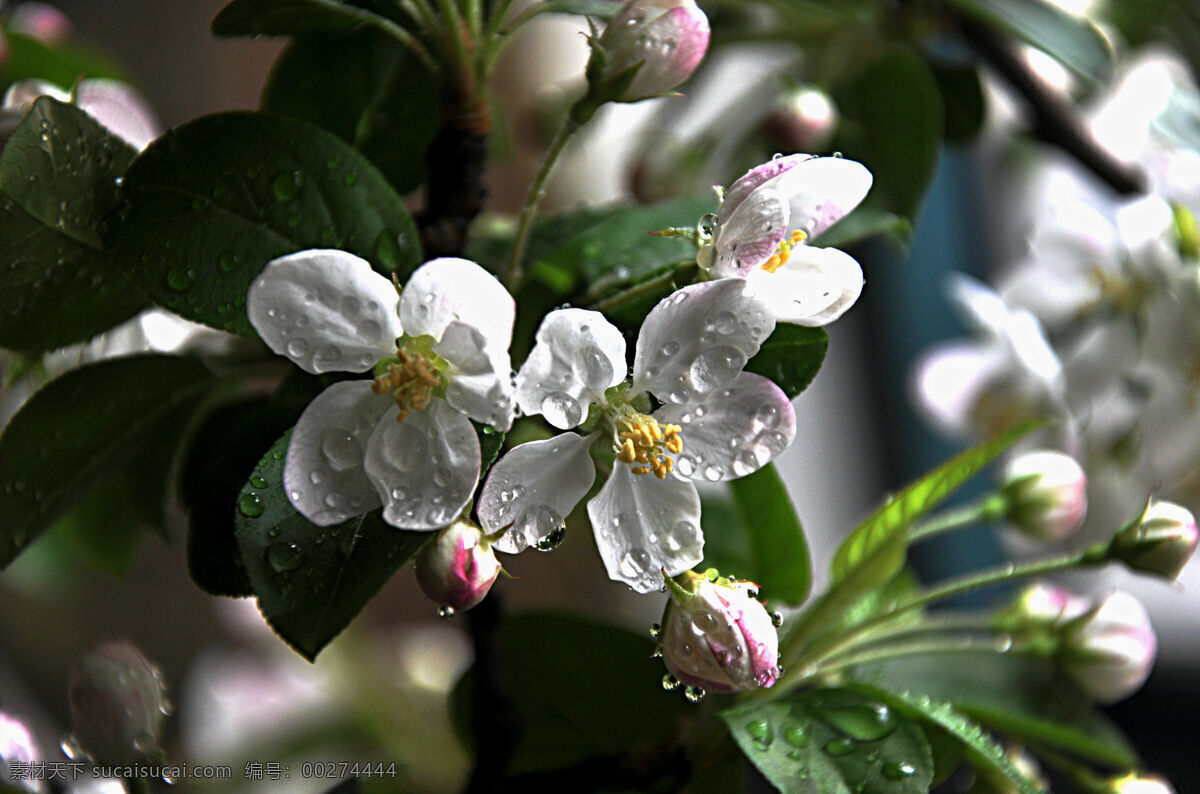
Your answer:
[587,265,696,313]
[398,0,439,32]
[909,494,1007,543]
[355,6,442,75]
[436,0,472,83]
[804,613,998,671]
[1032,745,1110,793]
[464,0,483,39]
[802,636,1018,681]
[503,115,581,289]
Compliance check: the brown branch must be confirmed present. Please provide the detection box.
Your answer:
[418,94,490,258]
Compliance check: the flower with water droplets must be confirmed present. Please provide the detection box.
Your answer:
[414,518,503,614]
[1001,449,1088,542]
[67,641,170,765]
[2,78,160,151]
[1108,499,1199,581]
[659,569,781,693]
[477,280,796,592]
[247,250,516,530]
[594,0,710,102]
[697,153,872,326]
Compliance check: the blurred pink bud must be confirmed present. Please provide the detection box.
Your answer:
[414,519,502,616]
[764,85,838,152]
[1062,591,1156,704]
[1107,773,1176,794]
[9,3,73,44]
[598,0,710,101]
[1110,500,1198,581]
[1008,582,1091,624]
[661,569,780,694]
[1002,450,1088,542]
[0,713,42,792]
[67,641,170,764]
[1,79,161,151]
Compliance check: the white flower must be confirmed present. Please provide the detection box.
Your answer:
[246,250,516,530]
[698,154,872,326]
[477,280,796,592]
[2,78,160,151]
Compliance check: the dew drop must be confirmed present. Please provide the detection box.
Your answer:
[823,737,854,756]
[384,423,427,472]
[662,674,680,691]
[250,474,268,489]
[882,761,916,780]
[321,429,361,472]
[745,719,774,750]
[438,605,455,618]
[540,391,582,427]
[286,338,309,359]
[684,686,706,703]
[573,343,614,389]
[375,230,402,272]
[620,547,651,577]
[238,492,264,517]
[783,725,810,749]
[649,622,662,640]
[825,703,896,741]
[689,345,747,394]
[266,541,303,572]
[272,170,304,201]
[218,252,240,272]
[166,265,196,292]
[664,520,698,553]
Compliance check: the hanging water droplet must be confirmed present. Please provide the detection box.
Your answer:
[684,686,706,703]
[266,541,303,572]
[533,523,566,551]
[649,622,662,640]
[438,605,455,619]
[770,611,784,628]
[238,492,264,517]
[661,674,680,691]
[375,230,402,272]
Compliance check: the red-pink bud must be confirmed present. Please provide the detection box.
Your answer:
[414,520,502,616]
[598,0,710,101]
[661,570,780,694]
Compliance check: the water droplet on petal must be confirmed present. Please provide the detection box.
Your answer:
[540,391,582,427]
[384,424,427,473]
[321,429,361,472]
[573,343,614,389]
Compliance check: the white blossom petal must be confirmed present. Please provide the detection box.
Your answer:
[711,187,789,277]
[363,399,481,530]
[771,156,873,239]
[514,308,627,429]
[632,279,775,402]
[478,432,597,553]
[435,320,516,431]
[717,154,812,226]
[586,465,703,593]
[75,79,161,151]
[398,258,514,349]
[909,342,1003,439]
[656,372,796,481]
[743,245,863,325]
[247,250,402,374]
[283,380,389,526]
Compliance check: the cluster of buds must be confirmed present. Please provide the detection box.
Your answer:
[67,642,171,764]
[657,569,781,698]
[414,519,503,617]
[1001,449,1088,542]
[1108,499,1199,581]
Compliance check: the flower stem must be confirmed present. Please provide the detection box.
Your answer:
[803,635,1018,680]
[908,494,1007,543]
[503,115,581,290]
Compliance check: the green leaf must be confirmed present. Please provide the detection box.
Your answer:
[846,683,1047,794]
[0,355,215,568]
[473,420,505,474]
[859,654,1138,768]
[456,613,686,774]
[234,429,431,659]
[928,60,987,144]
[212,0,405,37]
[109,111,420,337]
[944,0,1112,82]
[830,420,1041,584]
[744,325,828,400]
[0,31,127,88]
[261,28,439,194]
[832,48,943,220]
[721,688,933,794]
[0,97,144,352]
[729,464,812,605]
[811,206,911,251]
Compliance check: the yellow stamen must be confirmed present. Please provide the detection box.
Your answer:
[371,350,441,422]
[613,413,684,476]
[761,229,807,274]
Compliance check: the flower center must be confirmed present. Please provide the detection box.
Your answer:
[761,229,807,274]
[371,350,441,422]
[614,411,684,478]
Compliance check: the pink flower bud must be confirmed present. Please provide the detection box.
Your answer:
[9,3,73,45]
[1002,450,1088,542]
[414,519,502,616]
[598,0,710,101]
[660,570,780,694]
[764,86,839,152]
[1061,591,1156,704]
[0,713,42,792]
[67,642,170,764]
[1110,500,1198,581]
[1107,773,1176,794]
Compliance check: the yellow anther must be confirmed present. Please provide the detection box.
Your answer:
[614,414,684,476]
[761,229,808,274]
[371,350,441,422]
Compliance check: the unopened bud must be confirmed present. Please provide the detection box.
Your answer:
[1106,773,1176,794]
[595,0,710,102]
[660,569,780,694]
[1109,500,1198,581]
[9,3,73,45]
[764,85,838,152]
[0,712,45,793]
[67,641,170,764]
[1002,450,1088,542]
[1061,591,1156,704]
[414,519,502,615]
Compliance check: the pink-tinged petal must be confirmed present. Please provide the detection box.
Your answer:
[414,521,502,612]
[398,257,514,350]
[247,250,402,374]
[515,308,627,429]
[598,0,710,101]
[743,245,863,325]
[9,3,72,44]
[478,432,597,553]
[655,372,795,481]
[435,320,515,431]
[364,399,480,530]
[772,156,873,239]
[632,280,775,402]
[75,80,161,151]
[711,187,790,277]
[283,381,388,526]
[587,465,703,593]
[718,154,813,226]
